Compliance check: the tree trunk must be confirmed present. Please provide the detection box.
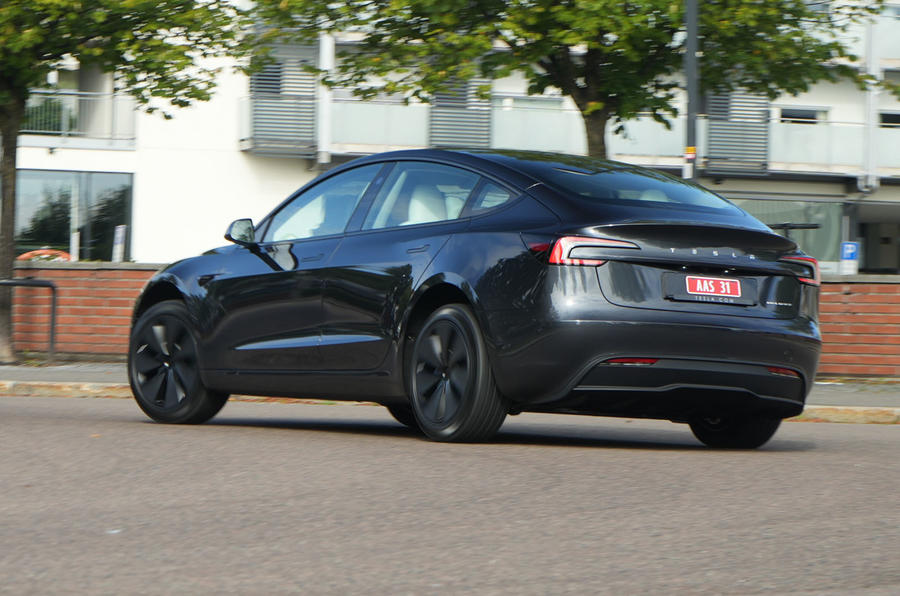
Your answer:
[0,95,25,362]
[582,109,610,159]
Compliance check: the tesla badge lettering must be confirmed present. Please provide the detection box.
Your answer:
[665,248,752,262]
[686,276,742,298]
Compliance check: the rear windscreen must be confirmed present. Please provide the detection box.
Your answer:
[536,164,744,214]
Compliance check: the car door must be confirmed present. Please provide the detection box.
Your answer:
[319,161,481,370]
[199,163,384,374]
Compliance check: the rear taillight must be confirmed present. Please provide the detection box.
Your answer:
[548,236,639,266]
[780,255,820,286]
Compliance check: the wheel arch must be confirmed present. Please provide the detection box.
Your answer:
[400,274,494,385]
[132,277,187,322]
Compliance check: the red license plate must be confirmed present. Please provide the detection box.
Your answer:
[685,276,742,298]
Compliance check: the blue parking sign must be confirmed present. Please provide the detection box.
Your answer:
[840,241,859,261]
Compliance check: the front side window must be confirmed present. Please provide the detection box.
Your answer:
[264,164,381,242]
[362,162,480,230]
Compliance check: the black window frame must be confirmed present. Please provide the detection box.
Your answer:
[256,157,527,242]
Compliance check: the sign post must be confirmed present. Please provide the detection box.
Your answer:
[112,225,127,263]
[682,146,696,180]
[839,241,859,275]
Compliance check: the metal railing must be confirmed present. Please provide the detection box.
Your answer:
[241,91,900,174]
[0,278,57,363]
[238,94,317,156]
[22,90,136,140]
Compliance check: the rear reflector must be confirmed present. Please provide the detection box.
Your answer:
[549,236,639,266]
[604,358,659,366]
[767,366,800,378]
[780,255,820,287]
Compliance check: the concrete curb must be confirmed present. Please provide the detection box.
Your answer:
[1,381,897,424]
[0,381,133,399]
[790,406,900,425]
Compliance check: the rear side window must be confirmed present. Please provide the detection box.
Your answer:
[362,162,480,230]
[470,181,516,214]
[537,165,742,214]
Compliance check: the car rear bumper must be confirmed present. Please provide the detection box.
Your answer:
[484,313,820,419]
[548,358,807,420]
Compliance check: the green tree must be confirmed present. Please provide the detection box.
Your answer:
[0,0,248,361]
[257,0,895,158]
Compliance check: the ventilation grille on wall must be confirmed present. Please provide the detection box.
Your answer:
[429,79,492,148]
[705,91,769,175]
[245,46,318,157]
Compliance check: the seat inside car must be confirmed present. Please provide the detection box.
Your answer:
[404,184,446,225]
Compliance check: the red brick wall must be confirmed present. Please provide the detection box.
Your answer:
[8,265,900,376]
[12,263,158,357]
[819,279,900,376]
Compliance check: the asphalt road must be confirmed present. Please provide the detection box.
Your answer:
[1,396,898,595]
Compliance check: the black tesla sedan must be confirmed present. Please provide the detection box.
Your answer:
[129,149,820,448]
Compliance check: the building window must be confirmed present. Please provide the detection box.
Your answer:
[779,108,824,124]
[15,170,132,261]
[880,113,900,128]
[805,1,831,16]
[730,199,842,264]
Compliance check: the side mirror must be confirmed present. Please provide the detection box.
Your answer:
[225,218,256,246]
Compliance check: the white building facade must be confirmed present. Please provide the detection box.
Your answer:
[9,5,900,271]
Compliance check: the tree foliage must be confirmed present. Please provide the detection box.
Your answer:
[257,0,894,157]
[0,0,250,361]
[0,0,247,110]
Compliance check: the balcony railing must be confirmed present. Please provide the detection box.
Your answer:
[332,96,428,150]
[22,90,136,141]
[242,92,900,176]
[239,94,317,157]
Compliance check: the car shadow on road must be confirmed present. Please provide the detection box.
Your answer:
[207,416,417,439]
[494,428,816,452]
[203,416,815,452]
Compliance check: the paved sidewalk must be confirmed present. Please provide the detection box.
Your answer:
[0,363,896,423]
[0,363,127,383]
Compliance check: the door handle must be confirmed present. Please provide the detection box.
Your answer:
[301,253,324,263]
[406,244,430,254]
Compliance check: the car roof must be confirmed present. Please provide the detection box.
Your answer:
[347,148,674,189]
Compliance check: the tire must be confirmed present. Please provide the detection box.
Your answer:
[688,414,782,449]
[128,301,228,424]
[408,304,507,442]
[385,404,418,429]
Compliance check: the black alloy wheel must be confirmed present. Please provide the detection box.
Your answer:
[688,413,782,449]
[128,301,228,424]
[409,304,507,442]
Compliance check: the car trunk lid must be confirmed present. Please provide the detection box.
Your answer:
[547,222,814,320]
